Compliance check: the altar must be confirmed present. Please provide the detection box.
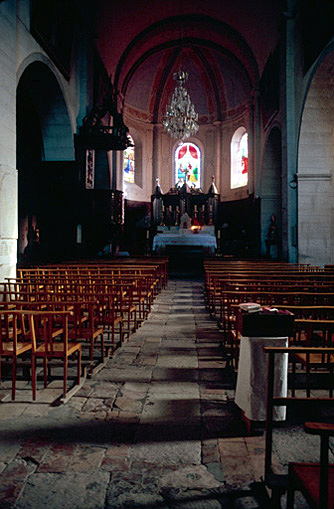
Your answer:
[150,176,220,257]
[152,226,217,255]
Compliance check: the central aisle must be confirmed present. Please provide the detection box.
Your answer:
[89,278,269,507]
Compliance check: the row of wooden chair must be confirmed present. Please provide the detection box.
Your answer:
[264,346,334,508]
[0,258,168,401]
[204,260,334,507]
[0,309,81,401]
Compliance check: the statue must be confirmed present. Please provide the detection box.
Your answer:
[208,175,218,195]
[179,212,191,230]
[266,214,279,258]
[154,178,163,195]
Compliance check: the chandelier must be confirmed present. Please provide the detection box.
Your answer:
[163,70,199,141]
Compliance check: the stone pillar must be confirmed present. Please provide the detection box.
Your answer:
[0,165,18,281]
[0,2,18,281]
[213,122,222,193]
[152,124,160,194]
[251,88,261,197]
[281,3,298,262]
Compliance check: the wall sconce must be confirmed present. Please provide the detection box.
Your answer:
[289,174,297,189]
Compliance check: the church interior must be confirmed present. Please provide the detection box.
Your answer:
[0,0,334,507]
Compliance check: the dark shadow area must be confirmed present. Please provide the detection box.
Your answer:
[166,247,205,278]
[111,481,271,508]
[0,397,249,446]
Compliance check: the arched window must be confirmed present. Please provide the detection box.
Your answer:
[123,135,135,183]
[175,142,201,189]
[231,127,248,189]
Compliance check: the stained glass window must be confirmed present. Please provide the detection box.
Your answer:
[123,135,135,183]
[231,128,248,188]
[175,142,201,189]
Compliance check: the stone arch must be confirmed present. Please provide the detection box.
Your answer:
[17,60,74,162]
[297,50,334,265]
[260,126,282,257]
[16,61,76,262]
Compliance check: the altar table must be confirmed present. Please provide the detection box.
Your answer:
[152,232,217,255]
[235,335,289,422]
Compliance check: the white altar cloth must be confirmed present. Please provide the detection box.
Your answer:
[153,232,217,254]
[235,335,289,421]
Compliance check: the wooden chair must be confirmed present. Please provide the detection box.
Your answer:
[66,300,104,373]
[33,310,81,399]
[287,421,334,508]
[291,319,334,397]
[113,283,137,339]
[263,346,334,507]
[0,310,37,400]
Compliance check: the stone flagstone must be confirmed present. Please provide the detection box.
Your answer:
[0,277,316,508]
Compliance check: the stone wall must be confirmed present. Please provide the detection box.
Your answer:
[298,50,334,266]
[123,108,251,203]
[0,1,83,280]
[0,2,18,281]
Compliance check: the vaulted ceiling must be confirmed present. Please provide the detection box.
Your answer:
[95,0,284,125]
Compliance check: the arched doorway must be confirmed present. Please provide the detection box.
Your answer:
[261,126,282,258]
[16,62,76,263]
[298,51,334,266]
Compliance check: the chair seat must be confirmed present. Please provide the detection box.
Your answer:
[36,342,81,356]
[36,327,64,339]
[69,327,104,341]
[294,352,334,365]
[1,342,32,354]
[290,462,334,507]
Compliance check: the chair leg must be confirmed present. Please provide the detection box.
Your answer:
[100,333,105,363]
[43,357,48,388]
[89,338,94,374]
[11,356,17,400]
[119,321,123,346]
[63,357,68,398]
[286,464,296,508]
[31,353,36,401]
[77,349,81,385]
[134,309,137,331]
[291,357,296,397]
[306,359,311,398]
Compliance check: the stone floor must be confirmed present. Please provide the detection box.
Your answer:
[0,278,331,508]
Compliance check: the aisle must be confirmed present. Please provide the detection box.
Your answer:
[0,279,275,508]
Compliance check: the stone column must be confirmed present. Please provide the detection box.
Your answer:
[281,3,298,262]
[0,165,18,281]
[251,88,261,198]
[0,2,18,281]
[213,122,222,193]
[152,124,160,194]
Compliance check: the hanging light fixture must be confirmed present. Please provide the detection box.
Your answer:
[163,70,199,141]
[162,1,199,142]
